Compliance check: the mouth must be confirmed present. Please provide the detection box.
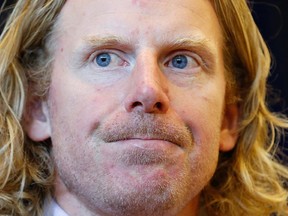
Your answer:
[95,114,194,150]
[110,138,182,166]
[110,136,183,149]
[98,126,193,150]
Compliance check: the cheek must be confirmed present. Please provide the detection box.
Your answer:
[175,85,225,150]
[181,97,223,183]
[48,71,119,140]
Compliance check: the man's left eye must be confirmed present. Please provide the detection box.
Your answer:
[167,54,199,70]
[95,53,111,67]
[93,52,126,68]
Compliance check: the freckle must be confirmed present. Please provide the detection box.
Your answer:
[60,48,64,52]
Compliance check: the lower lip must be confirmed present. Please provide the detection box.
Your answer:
[112,139,181,151]
[110,139,183,167]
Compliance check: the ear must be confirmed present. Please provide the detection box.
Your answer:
[219,104,239,152]
[23,98,51,142]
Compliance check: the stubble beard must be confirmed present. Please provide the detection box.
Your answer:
[54,152,195,216]
[51,113,216,216]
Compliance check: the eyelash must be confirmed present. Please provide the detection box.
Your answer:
[89,50,129,68]
[164,52,202,69]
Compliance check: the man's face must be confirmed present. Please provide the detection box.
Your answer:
[28,0,238,215]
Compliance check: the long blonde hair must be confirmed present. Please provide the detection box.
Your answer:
[204,1,288,215]
[0,1,64,215]
[0,0,287,215]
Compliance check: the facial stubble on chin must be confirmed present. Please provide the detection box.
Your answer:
[50,112,217,216]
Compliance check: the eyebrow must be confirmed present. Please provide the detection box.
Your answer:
[79,35,132,54]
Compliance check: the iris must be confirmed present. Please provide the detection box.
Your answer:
[172,55,188,69]
[96,53,111,67]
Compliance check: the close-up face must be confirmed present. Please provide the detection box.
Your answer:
[27,0,238,215]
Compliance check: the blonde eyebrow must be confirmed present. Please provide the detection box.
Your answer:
[165,36,216,56]
[170,36,211,48]
[80,34,214,52]
[82,35,132,51]
[172,35,209,45]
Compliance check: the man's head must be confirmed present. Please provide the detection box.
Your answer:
[0,0,287,216]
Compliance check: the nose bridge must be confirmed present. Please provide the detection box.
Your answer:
[124,50,169,113]
[135,51,164,89]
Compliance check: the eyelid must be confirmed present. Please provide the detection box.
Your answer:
[88,49,120,62]
[88,49,130,68]
[164,51,205,69]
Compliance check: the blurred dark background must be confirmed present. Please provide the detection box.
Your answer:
[251,1,288,113]
[0,0,288,152]
[250,0,288,155]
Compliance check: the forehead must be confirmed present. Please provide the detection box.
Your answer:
[57,0,221,42]
[61,0,213,14]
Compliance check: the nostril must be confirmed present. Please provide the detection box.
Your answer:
[131,101,143,109]
[130,101,164,112]
[155,102,162,110]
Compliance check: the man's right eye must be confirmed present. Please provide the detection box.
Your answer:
[93,52,128,68]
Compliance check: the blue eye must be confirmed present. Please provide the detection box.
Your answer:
[172,55,188,69]
[96,53,111,67]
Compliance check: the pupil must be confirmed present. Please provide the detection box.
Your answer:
[172,55,187,69]
[96,53,111,67]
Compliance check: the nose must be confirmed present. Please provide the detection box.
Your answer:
[124,53,170,114]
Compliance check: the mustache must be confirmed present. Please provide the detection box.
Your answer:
[95,113,194,148]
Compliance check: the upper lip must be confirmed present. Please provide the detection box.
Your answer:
[96,115,192,149]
